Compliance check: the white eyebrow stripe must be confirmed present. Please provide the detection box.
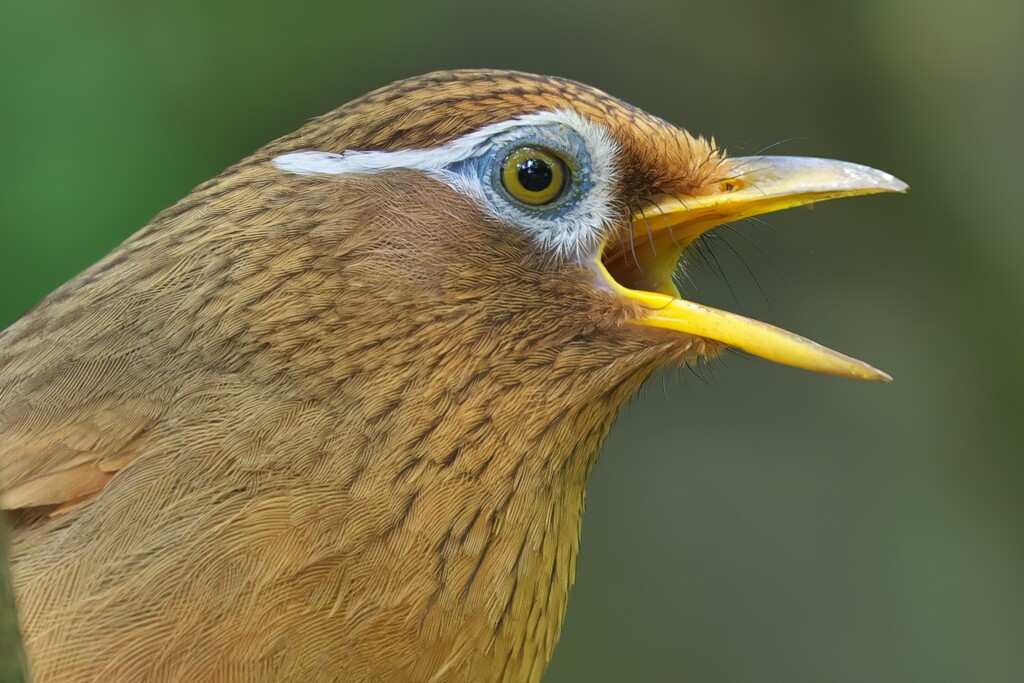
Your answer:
[273,144,474,175]
[273,151,347,175]
[272,109,601,177]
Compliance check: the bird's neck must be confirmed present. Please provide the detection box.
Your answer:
[312,332,644,682]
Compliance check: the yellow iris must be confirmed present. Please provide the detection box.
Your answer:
[500,146,568,206]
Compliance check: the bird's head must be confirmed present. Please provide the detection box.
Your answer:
[113,68,908,435]
[246,70,904,391]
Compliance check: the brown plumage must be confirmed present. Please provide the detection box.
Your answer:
[1,69,904,682]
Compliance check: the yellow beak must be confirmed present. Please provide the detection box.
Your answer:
[597,156,908,381]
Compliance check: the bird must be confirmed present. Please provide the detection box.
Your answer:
[0,69,906,682]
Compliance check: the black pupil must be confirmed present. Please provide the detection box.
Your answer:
[517,157,554,193]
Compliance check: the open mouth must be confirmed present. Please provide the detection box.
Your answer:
[594,155,908,381]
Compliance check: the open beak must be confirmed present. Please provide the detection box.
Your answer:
[597,156,908,380]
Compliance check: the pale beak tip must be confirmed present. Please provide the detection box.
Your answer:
[886,176,910,194]
[861,166,908,194]
[859,364,893,382]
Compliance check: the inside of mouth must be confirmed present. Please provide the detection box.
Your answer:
[600,229,686,297]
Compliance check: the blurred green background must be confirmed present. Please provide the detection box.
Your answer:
[2,0,1022,680]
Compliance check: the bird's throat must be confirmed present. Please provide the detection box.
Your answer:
[316,332,664,682]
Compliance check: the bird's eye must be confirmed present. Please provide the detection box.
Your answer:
[500,146,569,206]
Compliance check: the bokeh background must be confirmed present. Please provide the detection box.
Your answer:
[2,1,1022,680]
